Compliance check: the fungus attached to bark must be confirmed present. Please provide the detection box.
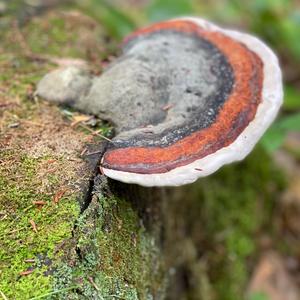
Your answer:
[37,17,283,187]
[100,18,283,186]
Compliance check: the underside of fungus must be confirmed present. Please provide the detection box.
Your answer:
[37,17,283,187]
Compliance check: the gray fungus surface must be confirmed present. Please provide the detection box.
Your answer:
[37,30,233,145]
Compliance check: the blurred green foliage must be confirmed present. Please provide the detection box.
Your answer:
[284,86,300,111]
[248,291,269,300]
[77,0,136,38]
[147,0,193,21]
[262,112,300,151]
[187,145,284,300]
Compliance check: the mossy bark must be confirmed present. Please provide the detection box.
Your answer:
[0,3,286,300]
[0,5,167,299]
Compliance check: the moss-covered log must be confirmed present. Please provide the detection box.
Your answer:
[0,3,285,300]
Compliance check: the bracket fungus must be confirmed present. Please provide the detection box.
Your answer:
[37,17,283,187]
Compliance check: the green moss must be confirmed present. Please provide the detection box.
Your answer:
[52,193,164,300]
[0,9,124,298]
[0,152,80,299]
[23,16,80,58]
[0,5,153,300]
[0,56,52,105]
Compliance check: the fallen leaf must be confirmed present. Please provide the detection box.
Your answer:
[29,220,38,233]
[247,251,300,300]
[53,189,67,204]
[20,270,34,276]
[71,114,92,127]
[32,201,46,206]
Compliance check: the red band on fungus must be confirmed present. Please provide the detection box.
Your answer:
[102,20,264,174]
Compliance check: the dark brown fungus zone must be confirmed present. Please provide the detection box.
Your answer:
[37,17,283,186]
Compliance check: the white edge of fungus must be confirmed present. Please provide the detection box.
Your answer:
[101,17,283,187]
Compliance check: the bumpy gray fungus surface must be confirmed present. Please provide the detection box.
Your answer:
[37,30,233,138]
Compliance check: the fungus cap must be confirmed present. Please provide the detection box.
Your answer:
[100,17,283,187]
